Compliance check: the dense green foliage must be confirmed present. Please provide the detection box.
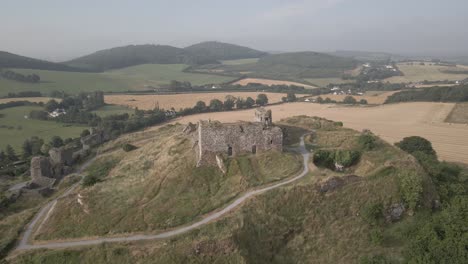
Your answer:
[184,41,267,61]
[385,85,468,103]
[358,133,377,151]
[82,158,119,187]
[0,51,84,72]
[122,143,137,152]
[313,149,361,170]
[0,70,40,83]
[395,136,437,157]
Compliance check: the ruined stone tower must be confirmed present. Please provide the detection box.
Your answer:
[186,108,283,167]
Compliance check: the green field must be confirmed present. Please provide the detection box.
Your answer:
[221,58,259,65]
[0,106,85,151]
[385,63,468,83]
[0,64,235,97]
[91,105,133,117]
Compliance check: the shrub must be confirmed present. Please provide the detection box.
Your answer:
[396,136,436,157]
[313,150,334,169]
[122,143,137,152]
[82,174,100,187]
[362,202,383,225]
[334,150,361,167]
[358,134,377,151]
[398,171,423,210]
[343,96,357,104]
[360,99,368,104]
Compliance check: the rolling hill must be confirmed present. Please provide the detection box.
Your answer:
[0,51,84,72]
[185,41,267,61]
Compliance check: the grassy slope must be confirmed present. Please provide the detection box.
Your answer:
[0,106,84,151]
[385,63,468,83]
[34,124,302,240]
[0,64,235,97]
[9,117,436,264]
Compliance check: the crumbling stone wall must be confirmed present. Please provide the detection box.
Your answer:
[49,147,74,166]
[193,115,283,166]
[30,156,56,188]
[254,108,272,127]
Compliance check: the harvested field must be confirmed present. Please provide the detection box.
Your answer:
[161,102,468,164]
[386,63,468,83]
[105,92,289,110]
[232,78,316,88]
[445,103,468,124]
[0,97,56,104]
[311,91,398,105]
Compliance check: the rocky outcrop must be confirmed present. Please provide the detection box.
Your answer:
[385,203,405,222]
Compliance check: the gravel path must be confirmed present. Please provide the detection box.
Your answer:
[16,135,310,251]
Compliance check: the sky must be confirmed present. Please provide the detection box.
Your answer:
[1,0,468,61]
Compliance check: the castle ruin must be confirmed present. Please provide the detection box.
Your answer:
[186,108,283,167]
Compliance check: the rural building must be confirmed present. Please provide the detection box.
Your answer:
[185,108,283,167]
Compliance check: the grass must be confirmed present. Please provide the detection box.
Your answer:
[33,124,302,240]
[7,116,437,264]
[0,106,85,151]
[221,58,259,65]
[445,103,468,124]
[385,63,468,83]
[0,64,235,97]
[91,105,133,117]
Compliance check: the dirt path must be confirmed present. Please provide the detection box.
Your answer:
[15,135,311,251]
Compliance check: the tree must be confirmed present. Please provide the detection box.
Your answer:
[81,129,91,137]
[360,99,368,105]
[50,136,64,148]
[22,139,32,158]
[209,99,223,111]
[224,95,235,111]
[343,96,357,104]
[358,134,377,151]
[256,94,269,106]
[5,145,17,161]
[316,96,324,104]
[235,97,245,109]
[286,92,297,102]
[245,97,255,108]
[0,151,5,164]
[194,101,207,113]
[45,99,60,112]
[396,136,436,157]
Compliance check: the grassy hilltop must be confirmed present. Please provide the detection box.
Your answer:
[8,116,463,264]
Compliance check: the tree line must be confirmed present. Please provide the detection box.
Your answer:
[0,70,40,83]
[385,84,468,103]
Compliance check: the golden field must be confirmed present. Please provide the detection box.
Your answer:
[105,92,289,110]
[161,102,468,164]
[386,63,468,83]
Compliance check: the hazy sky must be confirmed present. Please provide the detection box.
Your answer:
[1,0,468,61]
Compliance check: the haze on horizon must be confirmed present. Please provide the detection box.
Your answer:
[1,0,467,61]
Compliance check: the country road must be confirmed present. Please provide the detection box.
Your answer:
[15,134,311,251]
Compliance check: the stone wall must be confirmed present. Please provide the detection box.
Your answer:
[196,120,283,166]
[49,147,74,166]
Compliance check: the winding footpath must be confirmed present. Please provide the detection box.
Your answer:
[15,135,310,251]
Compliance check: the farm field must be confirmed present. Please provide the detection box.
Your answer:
[91,105,133,117]
[311,91,398,105]
[385,63,468,83]
[0,64,235,97]
[221,58,259,65]
[232,78,316,88]
[105,92,290,110]
[305,77,354,87]
[445,103,468,124]
[165,102,468,164]
[0,97,56,104]
[0,106,85,151]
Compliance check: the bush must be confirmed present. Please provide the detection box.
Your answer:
[358,134,377,151]
[313,149,361,170]
[362,202,383,225]
[82,174,100,187]
[396,136,436,157]
[398,171,423,210]
[334,150,361,167]
[313,150,335,169]
[122,143,137,152]
[343,96,357,104]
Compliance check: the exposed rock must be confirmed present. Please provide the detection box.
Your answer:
[317,175,360,193]
[385,203,405,222]
[215,155,226,174]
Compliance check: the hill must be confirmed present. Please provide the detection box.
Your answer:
[0,51,84,72]
[185,41,267,61]
[192,51,358,81]
[64,44,208,71]
[330,50,408,62]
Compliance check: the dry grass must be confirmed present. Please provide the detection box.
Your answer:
[163,102,468,164]
[232,78,316,88]
[105,92,289,110]
[311,91,398,105]
[386,63,468,83]
[445,103,468,124]
[0,97,57,104]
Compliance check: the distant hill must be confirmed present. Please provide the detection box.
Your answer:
[0,51,84,72]
[65,44,208,71]
[330,50,408,62]
[184,41,267,61]
[194,51,358,80]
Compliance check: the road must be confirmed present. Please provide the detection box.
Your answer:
[15,135,310,251]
